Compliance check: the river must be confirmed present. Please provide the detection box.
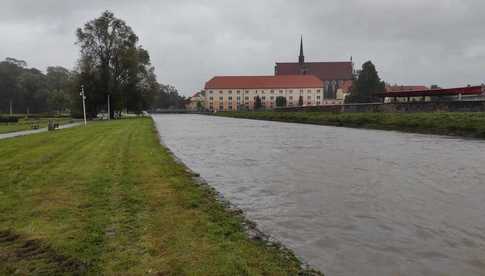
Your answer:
[152,114,485,276]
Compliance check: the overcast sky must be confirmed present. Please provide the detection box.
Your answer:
[1,0,484,96]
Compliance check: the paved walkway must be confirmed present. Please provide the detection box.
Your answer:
[0,123,83,140]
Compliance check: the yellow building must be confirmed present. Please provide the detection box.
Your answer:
[203,75,325,112]
[186,91,205,111]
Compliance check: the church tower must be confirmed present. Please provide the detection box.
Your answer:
[298,36,305,65]
[298,36,308,75]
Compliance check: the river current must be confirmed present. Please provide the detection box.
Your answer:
[153,114,485,276]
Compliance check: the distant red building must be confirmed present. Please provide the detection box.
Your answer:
[378,85,485,102]
[386,85,429,92]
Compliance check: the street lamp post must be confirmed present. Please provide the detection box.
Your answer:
[80,85,87,126]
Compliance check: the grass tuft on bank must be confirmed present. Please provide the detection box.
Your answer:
[216,111,485,139]
[0,118,314,275]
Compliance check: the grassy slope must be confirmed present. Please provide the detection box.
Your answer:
[0,118,308,275]
[216,111,485,139]
[0,117,75,134]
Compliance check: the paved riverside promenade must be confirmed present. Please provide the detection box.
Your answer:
[0,122,83,140]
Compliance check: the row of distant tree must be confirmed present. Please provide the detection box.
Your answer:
[0,11,185,117]
[0,59,73,115]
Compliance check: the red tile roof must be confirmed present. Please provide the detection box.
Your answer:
[275,62,353,81]
[204,75,324,90]
[191,91,202,98]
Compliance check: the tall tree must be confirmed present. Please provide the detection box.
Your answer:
[347,61,385,103]
[76,10,155,117]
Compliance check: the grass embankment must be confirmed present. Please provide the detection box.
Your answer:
[216,111,485,138]
[0,117,75,134]
[0,118,313,275]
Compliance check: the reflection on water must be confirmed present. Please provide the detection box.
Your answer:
[153,114,485,276]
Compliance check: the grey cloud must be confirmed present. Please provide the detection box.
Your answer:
[1,0,484,96]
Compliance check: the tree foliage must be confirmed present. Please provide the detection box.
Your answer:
[0,11,178,117]
[346,61,385,103]
[75,10,158,116]
[152,85,186,109]
[275,96,287,107]
[46,67,72,113]
[0,58,72,115]
[254,96,262,110]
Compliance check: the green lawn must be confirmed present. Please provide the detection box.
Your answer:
[0,118,314,275]
[216,111,485,139]
[0,117,75,134]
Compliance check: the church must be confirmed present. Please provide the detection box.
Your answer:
[199,37,356,112]
[274,37,355,102]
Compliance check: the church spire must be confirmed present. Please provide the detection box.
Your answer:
[298,35,304,64]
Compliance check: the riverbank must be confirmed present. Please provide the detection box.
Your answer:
[215,111,485,139]
[0,118,318,275]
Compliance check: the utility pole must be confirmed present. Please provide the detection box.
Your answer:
[107,94,111,120]
[80,85,87,126]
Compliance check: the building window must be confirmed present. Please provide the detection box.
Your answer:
[245,96,249,100]
[270,96,274,100]
[279,90,283,94]
[209,96,213,100]
[317,101,321,105]
[308,90,311,93]
[228,90,232,94]
[289,90,293,93]
[209,90,213,94]
[245,90,249,94]
[219,97,223,100]
[317,89,321,92]
[237,91,241,94]
[317,96,321,99]
[228,96,233,100]
[307,96,311,100]
[219,91,223,94]
[271,90,275,93]
[262,96,266,100]
[289,96,293,100]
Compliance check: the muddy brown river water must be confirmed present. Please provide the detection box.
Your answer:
[153,114,485,276]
